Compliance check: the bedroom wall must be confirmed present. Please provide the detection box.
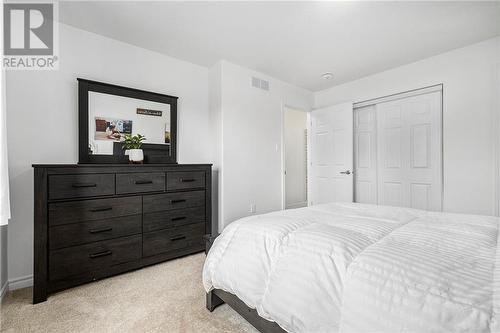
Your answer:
[315,37,500,216]
[208,62,222,235]
[5,23,211,288]
[211,61,313,230]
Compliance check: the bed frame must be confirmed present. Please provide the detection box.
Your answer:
[204,235,287,333]
[206,289,287,333]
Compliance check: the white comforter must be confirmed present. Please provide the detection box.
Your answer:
[202,203,500,333]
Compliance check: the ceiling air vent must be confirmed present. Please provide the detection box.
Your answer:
[251,76,260,88]
[251,76,269,91]
[260,80,269,91]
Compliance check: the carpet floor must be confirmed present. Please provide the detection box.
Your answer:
[0,253,257,333]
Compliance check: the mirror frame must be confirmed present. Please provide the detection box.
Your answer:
[78,78,178,164]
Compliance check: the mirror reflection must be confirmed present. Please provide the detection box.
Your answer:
[88,91,171,155]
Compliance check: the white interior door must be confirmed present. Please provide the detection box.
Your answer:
[377,91,442,210]
[354,105,378,204]
[310,103,353,205]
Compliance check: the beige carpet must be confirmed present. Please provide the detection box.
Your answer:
[0,253,258,333]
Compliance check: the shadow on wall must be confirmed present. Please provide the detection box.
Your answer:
[211,169,219,235]
[1,225,8,294]
[5,167,33,284]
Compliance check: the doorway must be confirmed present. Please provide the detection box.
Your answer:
[283,106,308,209]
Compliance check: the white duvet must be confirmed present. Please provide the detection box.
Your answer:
[202,203,500,333]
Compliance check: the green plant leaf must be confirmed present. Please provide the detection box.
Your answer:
[122,133,147,150]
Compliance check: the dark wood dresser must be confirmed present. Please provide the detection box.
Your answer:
[33,163,211,303]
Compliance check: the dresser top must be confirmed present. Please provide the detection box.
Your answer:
[32,163,212,168]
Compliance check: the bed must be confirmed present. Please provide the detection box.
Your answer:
[202,202,500,333]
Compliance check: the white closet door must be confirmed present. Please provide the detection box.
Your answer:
[354,105,377,204]
[310,103,353,205]
[377,91,442,211]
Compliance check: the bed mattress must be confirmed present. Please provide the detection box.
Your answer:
[202,203,500,333]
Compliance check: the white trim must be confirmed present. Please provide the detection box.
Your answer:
[354,84,443,109]
[0,280,7,300]
[281,102,286,210]
[307,112,312,206]
[8,275,33,290]
[495,63,500,216]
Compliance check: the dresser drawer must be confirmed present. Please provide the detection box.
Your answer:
[116,173,165,194]
[166,171,205,191]
[49,235,142,281]
[143,190,205,213]
[49,196,141,226]
[143,223,205,257]
[49,215,142,250]
[49,174,115,200]
[143,206,205,233]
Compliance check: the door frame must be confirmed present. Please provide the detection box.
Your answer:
[281,104,309,210]
[495,63,500,216]
[353,84,444,210]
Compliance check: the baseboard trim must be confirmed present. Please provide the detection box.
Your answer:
[0,280,8,301]
[8,275,33,290]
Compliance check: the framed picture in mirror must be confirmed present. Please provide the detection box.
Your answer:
[78,78,177,164]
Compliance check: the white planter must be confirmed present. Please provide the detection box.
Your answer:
[127,149,144,163]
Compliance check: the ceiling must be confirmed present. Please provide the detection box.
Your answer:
[59,1,500,92]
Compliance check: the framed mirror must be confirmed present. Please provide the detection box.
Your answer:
[78,78,177,164]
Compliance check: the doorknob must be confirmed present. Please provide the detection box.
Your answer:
[340,170,351,175]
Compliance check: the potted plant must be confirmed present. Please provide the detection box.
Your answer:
[123,134,146,163]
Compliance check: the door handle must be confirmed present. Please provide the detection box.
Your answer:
[340,170,351,175]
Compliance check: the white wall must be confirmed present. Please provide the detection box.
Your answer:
[211,61,313,230]
[315,37,500,216]
[208,62,222,235]
[6,23,211,285]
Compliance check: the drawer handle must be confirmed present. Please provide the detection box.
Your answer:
[72,183,97,188]
[180,178,196,183]
[171,216,187,221]
[170,235,186,241]
[89,207,113,213]
[170,199,186,204]
[89,227,113,234]
[89,250,112,258]
[135,180,153,185]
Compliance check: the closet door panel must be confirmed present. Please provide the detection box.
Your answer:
[354,106,377,204]
[377,101,407,207]
[376,90,442,211]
